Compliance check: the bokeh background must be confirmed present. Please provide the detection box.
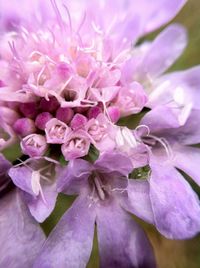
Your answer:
[3,0,200,267]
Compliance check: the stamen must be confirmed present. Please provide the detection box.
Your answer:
[148,134,173,158]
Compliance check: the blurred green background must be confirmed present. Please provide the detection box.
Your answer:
[4,0,200,267]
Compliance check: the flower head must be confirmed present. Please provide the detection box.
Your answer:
[1,0,200,267]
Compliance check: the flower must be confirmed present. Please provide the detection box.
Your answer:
[139,107,200,239]
[1,0,200,267]
[34,152,156,268]
[8,157,59,222]
[0,154,45,266]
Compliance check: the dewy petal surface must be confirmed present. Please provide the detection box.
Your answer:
[149,160,200,239]
[96,199,156,268]
[0,190,45,268]
[34,196,96,268]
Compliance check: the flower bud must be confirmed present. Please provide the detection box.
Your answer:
[61,131,90,160]
[35,112,53,130]
[87,106,102,119]
[70,114,88,130]
[21,134,48,157]
[13,118,36,137]
[19,102,38,119]
[107,106,120,123]
[39,96,59,112]
[45,118,70,144]
[56,107,74,124]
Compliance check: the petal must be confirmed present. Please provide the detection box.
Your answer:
[141,106,181,132]
[123,179,154,224]
[173,145,200,187]
[96,200,156,268]
[141,24,187,78]
[34,196,96,268]
[0,154,13,195]
[138,0,187,34]
[57,159,92,195]
[9,166,35,195]
[95,151,133,176]
[149,66,200,109]
[23,183,57,223]
[149,160,200,239]
[0,190,45,268]
[9,166,58,222]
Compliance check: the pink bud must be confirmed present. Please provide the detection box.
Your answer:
[70,114,88,130]
[21,134,48,157]
[56,107,74,124]
[39,96,60,113]
[35,112,53,130]
[107,106,120,123]
[87,106,102,119]
[45,118,70,144]
[19,102,38,119]
[61,130,90,160]
[13,118,36,137]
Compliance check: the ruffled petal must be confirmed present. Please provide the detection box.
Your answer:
[0,190,45,268]
[123,179,154,224]
[34,196,96,268]
[149,160,200,239]
[96,199,156,268]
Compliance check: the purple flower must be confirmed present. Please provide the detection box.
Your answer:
[1,0,200,266]
[8,157,59,222]
[34,152,156,268]
[138,107,200,239]
[0,154,45,266]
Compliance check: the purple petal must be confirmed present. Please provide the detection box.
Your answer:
[173,145,200,187]
[0,190,45,267]
[141,24,187,78]
[96,200,156,268]
[123,179,154,224]
[34,196,96,268]
[95,151,133,176]
[149,66,200,109]
[23,183,57,223]
[141,106,181,132]
[149,160,200,239]
[139,0,187,33]
[0,154,12,193]
[57,159,92,195]
[9,167,35,195]
[9,166,57,222]
[0,153,11,174]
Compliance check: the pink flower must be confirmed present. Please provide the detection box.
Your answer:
[61,130,90,160]
[86,113,116,152]
[45,118,70,144]
[21,134,48,157]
